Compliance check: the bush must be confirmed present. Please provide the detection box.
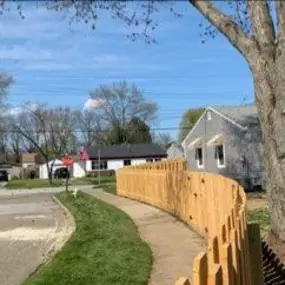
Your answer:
[11,175,19,180]
[109,170,115,176]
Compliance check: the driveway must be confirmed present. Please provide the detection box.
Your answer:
[0,193,72,285]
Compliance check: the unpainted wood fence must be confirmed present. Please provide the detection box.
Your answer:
[116,159,264,285]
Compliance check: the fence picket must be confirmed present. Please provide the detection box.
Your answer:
[116,159,262,285]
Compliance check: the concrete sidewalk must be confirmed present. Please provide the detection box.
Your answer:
[83,188,205,285]
[0,185,91,198]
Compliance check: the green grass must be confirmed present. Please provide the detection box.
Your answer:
[73,175,117,194]
[247,208,270,238]
[73,175,115,186]
[6,179,64,189]
[23,191,152,285]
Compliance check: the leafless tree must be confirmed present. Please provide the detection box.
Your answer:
[8,131,23,163]
[0,73,14,161]
[75,109,106,147]
[0,72,14,102]
[88,81,157,142]
[47,106,77,155]
[11,103,77,184]
[153,132,173,150]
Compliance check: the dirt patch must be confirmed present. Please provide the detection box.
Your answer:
[246,193,268,211]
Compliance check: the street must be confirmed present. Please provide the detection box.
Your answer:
[0,193,70,285]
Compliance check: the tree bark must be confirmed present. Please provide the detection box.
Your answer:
[249,54,285,260]
[46,161,53,185]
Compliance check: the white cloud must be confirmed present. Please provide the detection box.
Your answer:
[6,106,22,116]
[84,98,105,110]
[5,103,38,116]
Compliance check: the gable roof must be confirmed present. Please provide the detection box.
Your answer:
[86,143,167,159]
[213,104,259,127]
[22,153,37,163]
[167,143,183,153]
[181,104,259,148]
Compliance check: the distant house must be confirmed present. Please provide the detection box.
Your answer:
[39,156,85,179]
[22,153,37,169]
[84,143,167,174]
[0,154,21,179]
[167,143,184,159]
[181,104,265,190]
[38,143,167,179]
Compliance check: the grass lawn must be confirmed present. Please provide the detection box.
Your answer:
[73,175,115,185]
[247,208,270,239]
[23,191,152,285]
[6,179,64,189]
[73,175,117,194]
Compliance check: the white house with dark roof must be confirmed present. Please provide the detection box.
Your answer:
[38,143,167,179]
[182,104,265,190]
[84,143,167,174]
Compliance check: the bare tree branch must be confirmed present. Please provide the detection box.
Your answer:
[247,1,275,56]
[0,73,14,101]
[189,0,255,57]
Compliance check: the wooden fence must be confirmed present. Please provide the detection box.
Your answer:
[116,159,264,285]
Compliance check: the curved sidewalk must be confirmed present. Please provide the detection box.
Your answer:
[83,188,205,285]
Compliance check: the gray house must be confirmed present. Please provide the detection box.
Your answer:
[167,143,184,159]
[181,104,265,190]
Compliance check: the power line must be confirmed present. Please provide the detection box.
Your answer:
[14,74,251,80]
[0,126,192,134]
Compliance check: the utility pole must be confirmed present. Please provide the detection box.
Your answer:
[98,148,101,186]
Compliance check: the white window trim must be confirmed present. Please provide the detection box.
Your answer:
[216,144,226,168]
[196,147,204,169]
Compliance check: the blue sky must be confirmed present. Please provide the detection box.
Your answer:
[0,1,253,139]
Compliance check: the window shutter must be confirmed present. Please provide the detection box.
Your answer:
[195,149,198,160]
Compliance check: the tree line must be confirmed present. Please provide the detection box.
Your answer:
[0,80,174,168]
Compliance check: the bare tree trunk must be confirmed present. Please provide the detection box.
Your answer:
[251,57,285,260]
[46,161,53,185]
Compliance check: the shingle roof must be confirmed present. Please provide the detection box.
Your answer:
[213,104,259,127]
[86,143,167,159]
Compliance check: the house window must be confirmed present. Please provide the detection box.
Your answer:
[215,144,225,168]
[206,110,212,121]
[155,158,161,162]
[195,147,204,168]
[146,158,153,163]
[124,160,131,166]
[91,160,107,170]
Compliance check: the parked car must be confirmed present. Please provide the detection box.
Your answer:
[53,167,70,179]
[0,170,8,182]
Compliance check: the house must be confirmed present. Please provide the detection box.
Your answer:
[38,143,167,179]
[0,162,21,180]
[84,143,167,174]
[39,156,85,179]
[181,104,265,190]
[167,143,184,159]
[22,153,37,169]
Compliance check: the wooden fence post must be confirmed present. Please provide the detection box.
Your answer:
[247,223,264,285]
[208,264,223,285]
[192,252,208,285]
[175,277,191,285]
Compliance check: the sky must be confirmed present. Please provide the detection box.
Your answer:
[0,1,254,139]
